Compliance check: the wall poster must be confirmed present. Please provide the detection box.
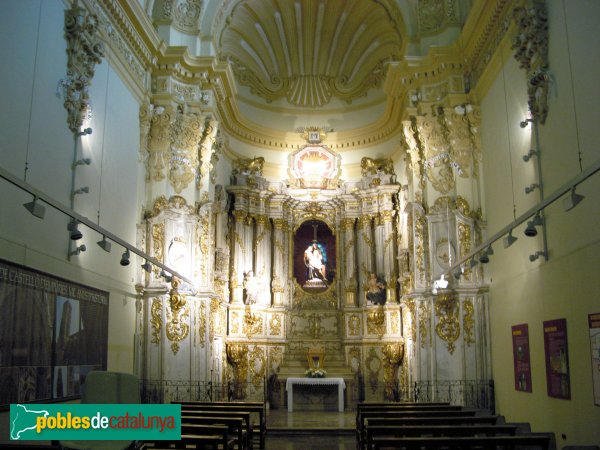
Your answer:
[0,259,108,408]
[512,323,532,392]
[589,312,600,406]
[543,318,570,400]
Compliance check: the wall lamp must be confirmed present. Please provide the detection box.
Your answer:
[520,118,534,128]
[525,183,539,194]
[72,158,91,169]
[503,230,518,248]
[67,220,83,240]
[524,213,543,237]
[120,249,130,266]
[563,187,584,212]
[529,251,546,262]
[69,244,86,257]
[97,236,111,253]
[77,128,93,136]
[23,196,46,219]
[72,186,89,196]
[523,149,538,162]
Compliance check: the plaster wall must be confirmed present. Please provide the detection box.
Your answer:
[480,0,600,445]
[0,0,142,376]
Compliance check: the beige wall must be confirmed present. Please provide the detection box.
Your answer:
[480,0,600,446]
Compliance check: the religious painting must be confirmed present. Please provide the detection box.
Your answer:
[511,323,532,392]
[293,220,336,293]
[543,318,571,400]
[0,259,108,408]
[589,312,600,405]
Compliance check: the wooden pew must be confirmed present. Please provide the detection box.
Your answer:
[371,434,554,450]
[181,413,249,450]
[177,401,265,450]
[364,424,519,450]
[357,408,479,449]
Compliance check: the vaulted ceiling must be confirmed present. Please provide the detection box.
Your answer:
[150,0,472,155]
[217,0,406,107]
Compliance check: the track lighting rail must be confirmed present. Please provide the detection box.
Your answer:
[0,165,193,287]
[433,157,600,280]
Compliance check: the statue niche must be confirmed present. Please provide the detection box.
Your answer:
[293,220,336,294]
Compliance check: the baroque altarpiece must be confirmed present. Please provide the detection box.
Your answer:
[134,106,491,409]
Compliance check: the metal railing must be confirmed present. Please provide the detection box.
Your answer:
[140,379,267,404]
[412,379,495,413]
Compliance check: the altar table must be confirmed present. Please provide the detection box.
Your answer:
[285,377,346,412]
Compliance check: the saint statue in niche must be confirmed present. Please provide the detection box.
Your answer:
[294,220,335,293]
[366,273,386,305]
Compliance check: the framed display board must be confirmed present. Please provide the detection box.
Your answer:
[512,323,532,392]
[543,318,570,400]
[0,259,108,408]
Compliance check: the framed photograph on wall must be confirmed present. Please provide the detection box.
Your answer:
[512,323,532,392]
[0,259,108,408]
[543,318,570,400]
[589,313,600,406]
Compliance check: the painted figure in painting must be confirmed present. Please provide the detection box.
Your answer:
[304,242,327,282]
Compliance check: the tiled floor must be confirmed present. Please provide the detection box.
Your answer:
[265,409,357,450]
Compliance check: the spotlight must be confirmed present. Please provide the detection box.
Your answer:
[469,257,478,269]
[141,261,152,273]
[525,183,539,194]
[529,251,546,262]
[503,230,518,248]
[120,249,130,266]
[77,127,93,136]
[97,236,111,252]
[67,220,83,240]
[72,158,91,169]
[453,268,462,280]
[522,149,537,162]
[532,213,543,226]
[160,270,172,283]
[23,196,46,219]
[73,186,89,196]
[479,244,494,263]
[520,118,533,128]
[70,244,86,257]
[524,220,538,237]
[563,187,584,212]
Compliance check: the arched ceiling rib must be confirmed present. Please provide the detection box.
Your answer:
[217,0,407,107]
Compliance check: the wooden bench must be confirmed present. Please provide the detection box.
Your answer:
[143,432,231,450]
[181,413,249,450]
[371,434,554,450]
[357,409,479,449]
[176,401,265,450]
[364,424,519,450]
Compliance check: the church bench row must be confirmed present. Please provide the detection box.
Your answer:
[181,413,250,450]
[370,434,554,450]
[176,401,266,449]
[357,408,480,449]
[364,424,520,450]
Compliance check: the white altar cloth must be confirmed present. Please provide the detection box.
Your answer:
[285,377,346,412]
